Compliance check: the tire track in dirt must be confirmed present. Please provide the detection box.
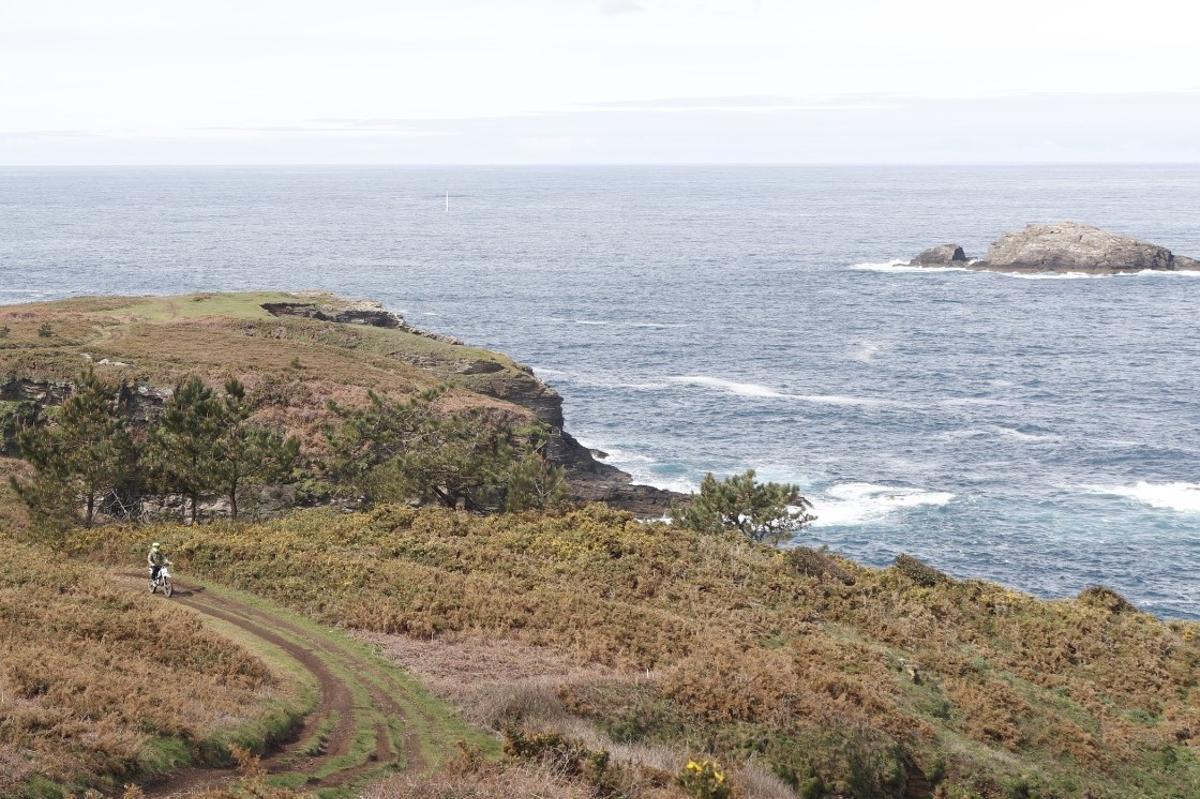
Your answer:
[134,580,433,797]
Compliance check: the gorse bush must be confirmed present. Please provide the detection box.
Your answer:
[76,504,1200,799]
[671,470,813,543]
[678,759,731,799]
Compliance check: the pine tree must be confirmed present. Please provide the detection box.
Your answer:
[671,469,814,544]
[213,379,300,518]
[144,376,226,524]
[12,367,131,528]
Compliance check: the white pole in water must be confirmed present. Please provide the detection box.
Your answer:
[444,191,449,212]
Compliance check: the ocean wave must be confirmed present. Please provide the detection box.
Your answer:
[810,482,954,527]
[574,437,699,494]
[849,261,1200,280]
[1082,481,1200,513]
[666,375,901,407]
[943,425,1060,443]
[849,260,969,274]
[999,269,1200,281]
[668,375,786,398]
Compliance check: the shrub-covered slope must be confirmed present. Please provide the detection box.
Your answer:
[0,538,297,797]
[0,292,670,513]
[79,506,1200,798]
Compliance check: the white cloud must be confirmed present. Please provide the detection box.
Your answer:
[1,1,1198,163]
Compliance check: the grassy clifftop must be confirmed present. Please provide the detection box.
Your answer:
[0,292,666,512]
[0,292,540,451]
[78,505,1200,799]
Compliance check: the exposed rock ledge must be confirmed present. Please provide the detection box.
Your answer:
[262,298,464,344]
[910,222,1200,273]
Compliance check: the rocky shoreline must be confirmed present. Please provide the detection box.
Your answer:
[911,222,1200,273]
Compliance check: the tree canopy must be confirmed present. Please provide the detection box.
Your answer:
[671,469,814,544]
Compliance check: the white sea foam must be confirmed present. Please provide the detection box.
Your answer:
[667,375,900,407]
[667,375,787,398]
[944,425,1060,443]
[849,261,1200,280]
[810,483,954,527]
[850,340,885,363]
[574,437,699,494]
[849,260,969,274]
[999,269,1200,280]
[1082,481,1200,513]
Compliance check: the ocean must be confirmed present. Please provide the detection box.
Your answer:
[2,165,1198,618]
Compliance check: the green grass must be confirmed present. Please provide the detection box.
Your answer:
[185,578,497,796]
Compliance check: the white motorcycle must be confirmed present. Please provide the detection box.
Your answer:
[149,562,174,598]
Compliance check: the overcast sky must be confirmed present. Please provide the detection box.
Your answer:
[3,0,1199,164]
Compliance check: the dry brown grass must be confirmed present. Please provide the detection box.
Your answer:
[0,537,282,796]
[0,293,539,457]
[77,504,1200,797]
[366,762,596,799]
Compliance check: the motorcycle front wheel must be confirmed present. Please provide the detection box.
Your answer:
[162,578,173,598]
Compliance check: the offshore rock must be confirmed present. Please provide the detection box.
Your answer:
[909,243,967,266]
[983,222,1177,272]
[910,222,1200,273]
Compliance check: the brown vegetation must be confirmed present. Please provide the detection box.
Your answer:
[75,504,1200,798]
[0,538,284,797]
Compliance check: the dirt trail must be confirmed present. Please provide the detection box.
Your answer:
[133,578,455,798]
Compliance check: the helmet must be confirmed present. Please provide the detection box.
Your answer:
[151,542,161,549]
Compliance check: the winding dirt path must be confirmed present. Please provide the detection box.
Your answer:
[132,579,448,797]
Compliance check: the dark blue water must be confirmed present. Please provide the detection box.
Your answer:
[2,165,1198,618]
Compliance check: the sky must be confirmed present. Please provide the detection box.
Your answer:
[2,0,1199,164]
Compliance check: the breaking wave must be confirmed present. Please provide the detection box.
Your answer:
[809,482,955,527]
[1081,481,1200,514]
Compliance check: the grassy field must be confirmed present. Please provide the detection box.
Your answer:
[76,505,1200,799]
[0,538,304,798]
[0,292,541,454]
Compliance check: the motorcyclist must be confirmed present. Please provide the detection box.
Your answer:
[147,542,168,582]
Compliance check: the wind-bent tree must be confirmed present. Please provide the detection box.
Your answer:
[144,376,227,524]
[503,447,569,512]
[12,367,132,528]
[671,469,814,544]
[213,379,299,518]
[326,387,556,511]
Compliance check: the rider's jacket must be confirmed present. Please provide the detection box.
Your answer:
[148,549,166,567]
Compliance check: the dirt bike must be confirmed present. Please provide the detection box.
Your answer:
[149,562,174,598]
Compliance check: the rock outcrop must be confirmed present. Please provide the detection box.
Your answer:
[984,223,1176,272]
[909,222,1200,274]
[260,298,681,515]
[910,243,967,266]
[262,298,463,344]
[262,299,403,328]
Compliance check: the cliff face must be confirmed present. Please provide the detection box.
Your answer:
[0,292,680,516]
